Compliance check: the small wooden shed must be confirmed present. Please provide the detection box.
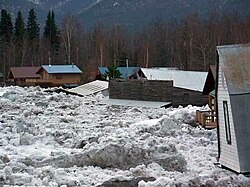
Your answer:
[216,43,250,173]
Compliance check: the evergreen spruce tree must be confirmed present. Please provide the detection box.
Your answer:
[105,64,122,80]
[14,11,25,42]
[26,8,40,65]
[26,8,39,41]
[44,11,60,56]
[0,9,13,83]
[0,9,13,42]
[14,11,26,66]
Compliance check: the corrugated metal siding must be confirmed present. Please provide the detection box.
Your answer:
[230,94,250,173]
[218,66,240,172]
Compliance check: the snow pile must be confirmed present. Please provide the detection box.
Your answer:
[0,86,249,186]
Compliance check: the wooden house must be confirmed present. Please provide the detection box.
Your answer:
[35,65,82,87]
[8,67,40,86]
[216,43,250,173]
[196,65,217,129]
[139,68,208,107]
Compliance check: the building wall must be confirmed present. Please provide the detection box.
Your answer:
[109,79,173,102]
[37,70,81,86]
[109,79,208,107]
[172,87,208,107]
[230,94,250,173]
[50,74,81,85]
[218,65,240,172]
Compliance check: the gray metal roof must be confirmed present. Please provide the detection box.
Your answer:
[68,80,108,96]
[217,44,250,95]
[141,68,207,92]
[41,65,82,74]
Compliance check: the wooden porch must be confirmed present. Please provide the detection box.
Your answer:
[196,110,217,129]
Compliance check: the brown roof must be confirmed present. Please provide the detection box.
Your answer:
[210,65,216,80]
[202,65,217,95]
[9,67,41,79]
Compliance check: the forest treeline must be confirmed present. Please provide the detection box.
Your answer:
[0,9,250,82]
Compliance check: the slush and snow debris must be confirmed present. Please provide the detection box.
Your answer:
[0,86,249,186]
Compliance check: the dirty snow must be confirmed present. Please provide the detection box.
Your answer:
[0,86,249,186]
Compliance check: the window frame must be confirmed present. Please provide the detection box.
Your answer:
[223,101,231,145]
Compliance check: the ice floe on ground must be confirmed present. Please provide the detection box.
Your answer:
[0,86,249,186]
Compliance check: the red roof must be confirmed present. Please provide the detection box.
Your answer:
[9,67,41,79]
[210,65,216,80]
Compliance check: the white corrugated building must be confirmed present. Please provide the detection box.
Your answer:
[216,43,250,173]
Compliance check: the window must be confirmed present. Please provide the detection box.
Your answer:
[56,75,62,79]
[223,101,231,144]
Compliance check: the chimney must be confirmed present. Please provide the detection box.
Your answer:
[49,57,51,66]
[48,51,51,66]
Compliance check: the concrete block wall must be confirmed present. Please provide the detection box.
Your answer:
[109,79,208,107]
[172,87,208,107]
[109,79,173,102]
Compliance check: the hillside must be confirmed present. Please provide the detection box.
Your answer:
[78,0,250,29]
[1,0,250,30]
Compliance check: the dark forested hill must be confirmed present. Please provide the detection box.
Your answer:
[1,0,250,29]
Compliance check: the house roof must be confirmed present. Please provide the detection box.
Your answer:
[39,65,82,74]
[210,65,216,79]
[9,67,40,79]
[68,80,109,96]
[140,68,207,92]
[217,43,250,95]
[202,65,217,95]
[98,67,140,79]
